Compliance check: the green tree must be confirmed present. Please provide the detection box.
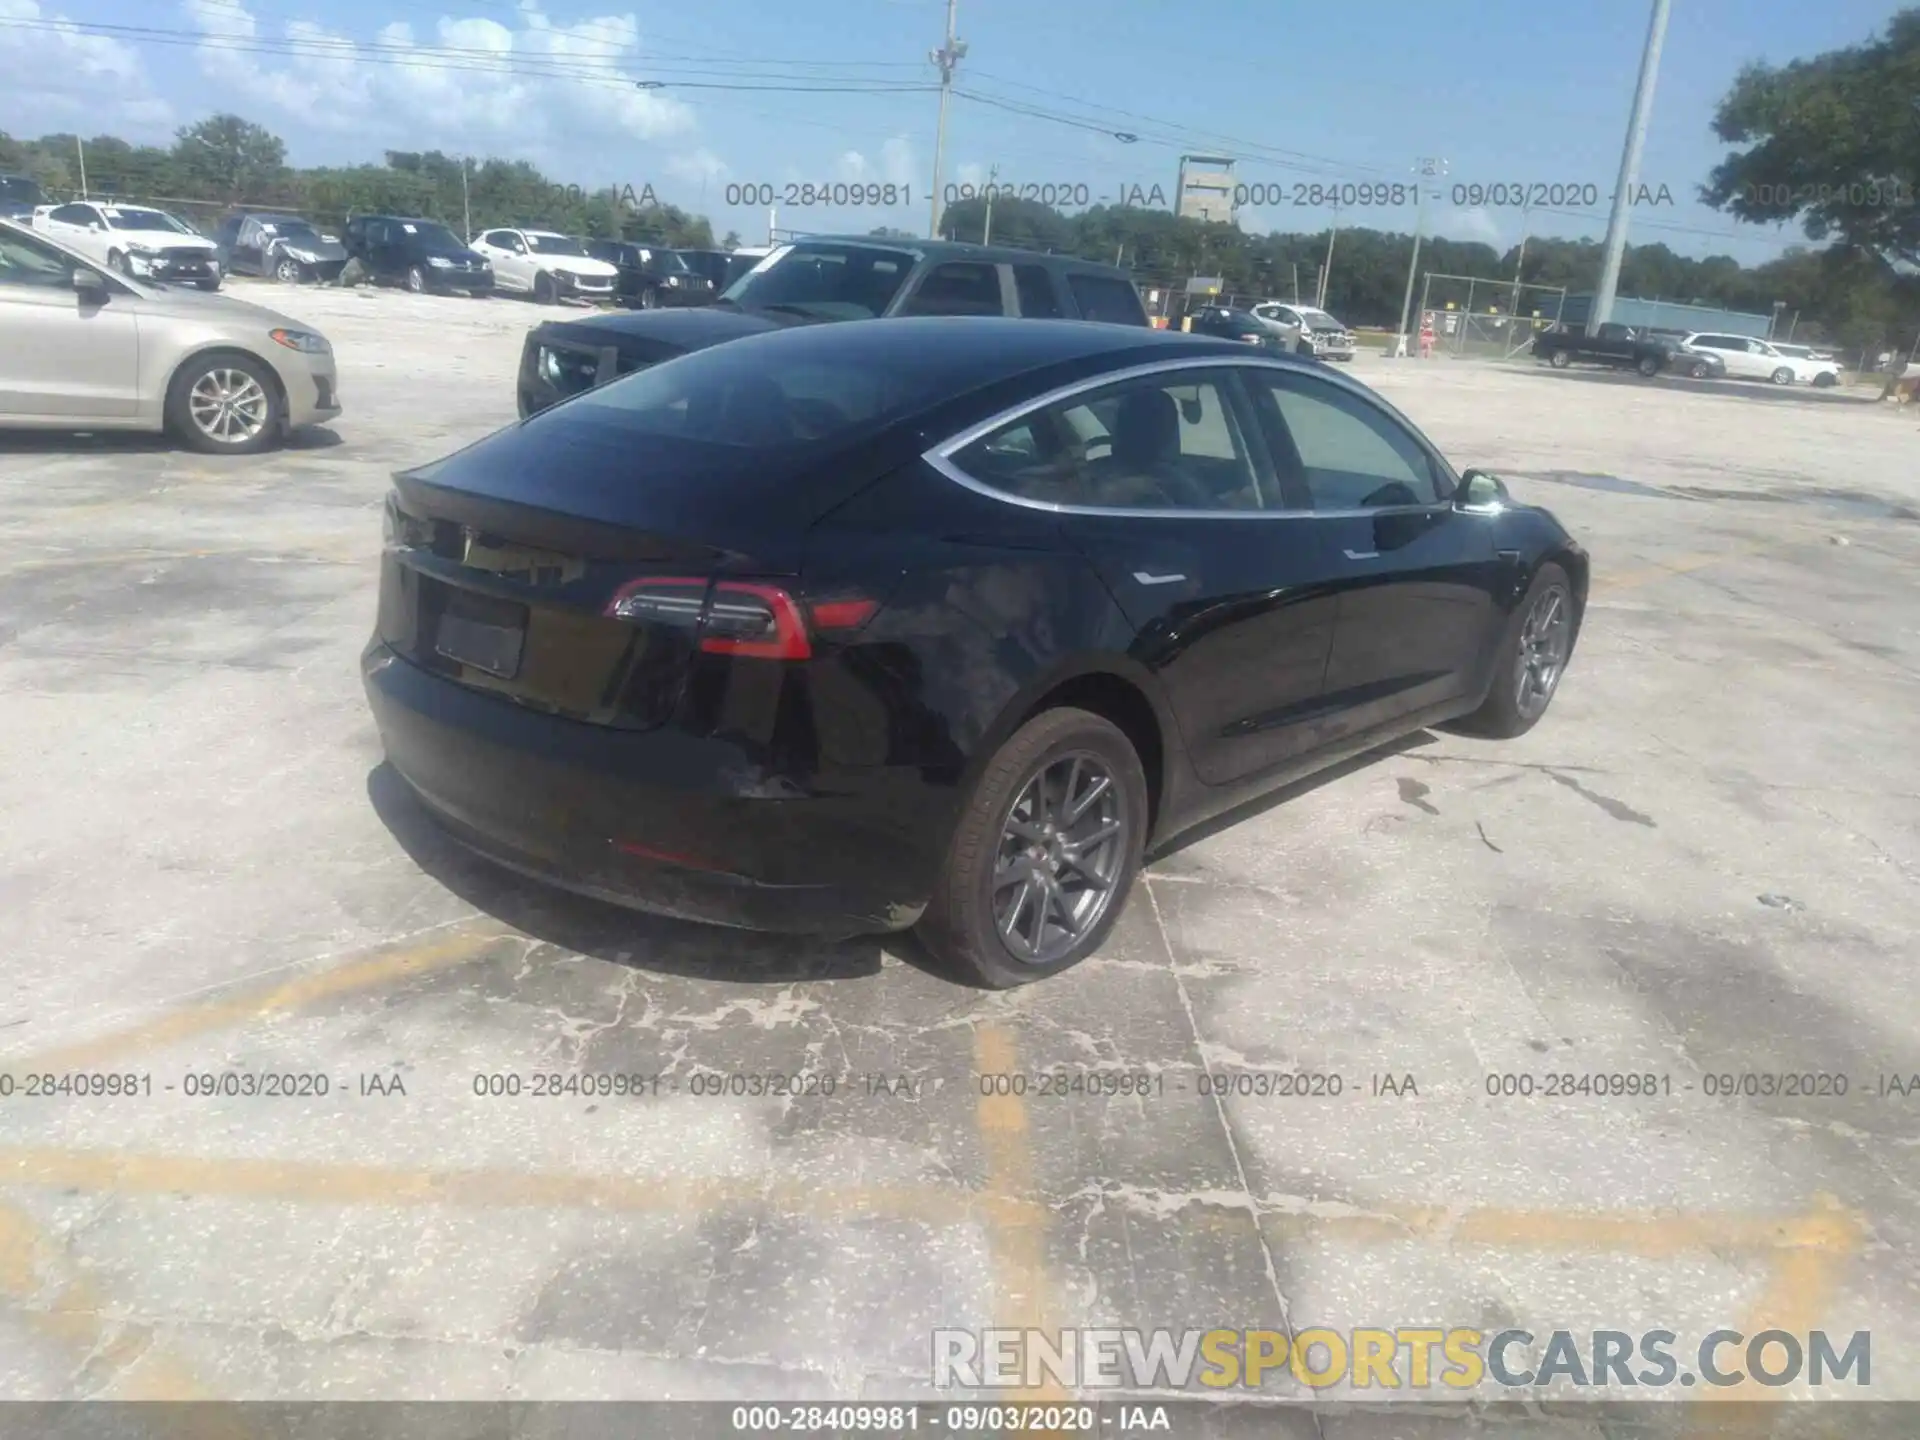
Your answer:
[172,114,288,202]
[1702,7,1920,268]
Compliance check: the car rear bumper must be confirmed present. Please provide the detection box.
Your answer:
[362,641,932,936]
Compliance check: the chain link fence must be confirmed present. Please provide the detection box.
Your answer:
[1415,273,1569,360]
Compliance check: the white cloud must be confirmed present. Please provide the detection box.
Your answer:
[1439,206,1504,247]
[0,0,174,131]
[666,148,728,185]
[834,136,917,189]
[176,0,694,168]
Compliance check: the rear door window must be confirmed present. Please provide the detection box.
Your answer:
[947,369,1271,511]
[1011,265,1063,319]
[1066,273,1148,325]
[899,262,1005,316]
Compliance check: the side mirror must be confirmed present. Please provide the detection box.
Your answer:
[1457,468,1509,510]
[88,221,103,232]
[72,267,109,300]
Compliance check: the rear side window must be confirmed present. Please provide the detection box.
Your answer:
[900,262,1004,316]
[1067,274,1148,326]
[1011,265,1063,319]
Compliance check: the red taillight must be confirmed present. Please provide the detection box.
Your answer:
[701,582,811,660]
[604,577,877,661]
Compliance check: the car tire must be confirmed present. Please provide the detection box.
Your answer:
[197,276,221,292]
[1451,562,1577,740]
[1770,366,1795,385]
[1547,349,1571,368]
[1688,361,1710,378]
[917,707,1148,989]
[165,351,281,456]
[274,257,302,283]
[1636,354,1661,377]
[533,271,557,304]
[639,285,660,310]
[107,249,131,275]
[1813,372,1837,388]
[406,265,428,294]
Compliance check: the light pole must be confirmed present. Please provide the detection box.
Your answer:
[76,136,88,199]
[926,0,967,240]
[1394,157,1447,356]
[981,163,999,244]
[1588,0,1671,334]
[460,157,471,241]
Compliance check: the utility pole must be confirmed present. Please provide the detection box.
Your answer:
[1318,202,1339,308]
[460,157,471,241]
[1588,0,1671,334]
[1394,157,1447,356]
[76,136,88,199]
[981,163,999,244]
[926,0,967,240]
[1508,203,1531,319]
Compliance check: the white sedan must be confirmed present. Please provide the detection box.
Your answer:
[1680,332,1842,387]
[468,227,617,303]
[31,200,222,290]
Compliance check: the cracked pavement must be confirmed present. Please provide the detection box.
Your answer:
[1,286,1917,1423]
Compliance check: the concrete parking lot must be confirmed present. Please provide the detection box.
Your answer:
[2,279,1916,1425]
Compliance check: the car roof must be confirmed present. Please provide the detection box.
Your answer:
[776,234,1135,276]
[662,315,1288,386]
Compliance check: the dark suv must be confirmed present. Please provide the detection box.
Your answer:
[342,215,493,295]
[516,237,1151,416]
[582,238,715,309]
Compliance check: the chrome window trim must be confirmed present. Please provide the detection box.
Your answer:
[922,355,1455,521]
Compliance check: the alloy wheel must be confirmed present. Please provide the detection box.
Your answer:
[991,750,1128,966]
[1514,583,1572,719]
[276,258,302,282]
[186,368,270,446]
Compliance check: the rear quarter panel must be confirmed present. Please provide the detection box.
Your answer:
[806,459,1181,841]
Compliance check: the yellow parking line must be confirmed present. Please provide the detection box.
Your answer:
[974,1023,1069,1404]
[0,1144,1018,1230]
[1590,544,1770,599]
[0,1198,250,1424]
[4,923,513,1075]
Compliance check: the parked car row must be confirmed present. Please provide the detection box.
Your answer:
[1532,322,1842,386]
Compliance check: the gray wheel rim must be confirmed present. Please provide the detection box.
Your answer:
[1772,368,1793,384]
[409,268,424,292]
[991,749,1127,966]
[1515,583,1572,719]
[187,368,270,445]
[276,258,301,281]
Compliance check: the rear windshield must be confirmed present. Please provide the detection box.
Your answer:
[543,329,991,451]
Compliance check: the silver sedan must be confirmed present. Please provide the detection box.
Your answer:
[0,217,341,454]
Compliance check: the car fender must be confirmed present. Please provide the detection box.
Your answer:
[954,639,1184,836]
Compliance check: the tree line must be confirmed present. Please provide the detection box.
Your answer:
[3,4,1915,356]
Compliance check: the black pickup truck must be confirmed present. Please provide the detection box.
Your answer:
[1531,323,1710,378]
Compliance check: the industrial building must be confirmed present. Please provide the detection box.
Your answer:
[1552,293,1775,338]
[1176,155,1235,224]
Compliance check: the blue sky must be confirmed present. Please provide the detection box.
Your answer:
[1,0,1909,264]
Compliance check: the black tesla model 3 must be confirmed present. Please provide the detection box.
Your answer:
[364,317,1586,987]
